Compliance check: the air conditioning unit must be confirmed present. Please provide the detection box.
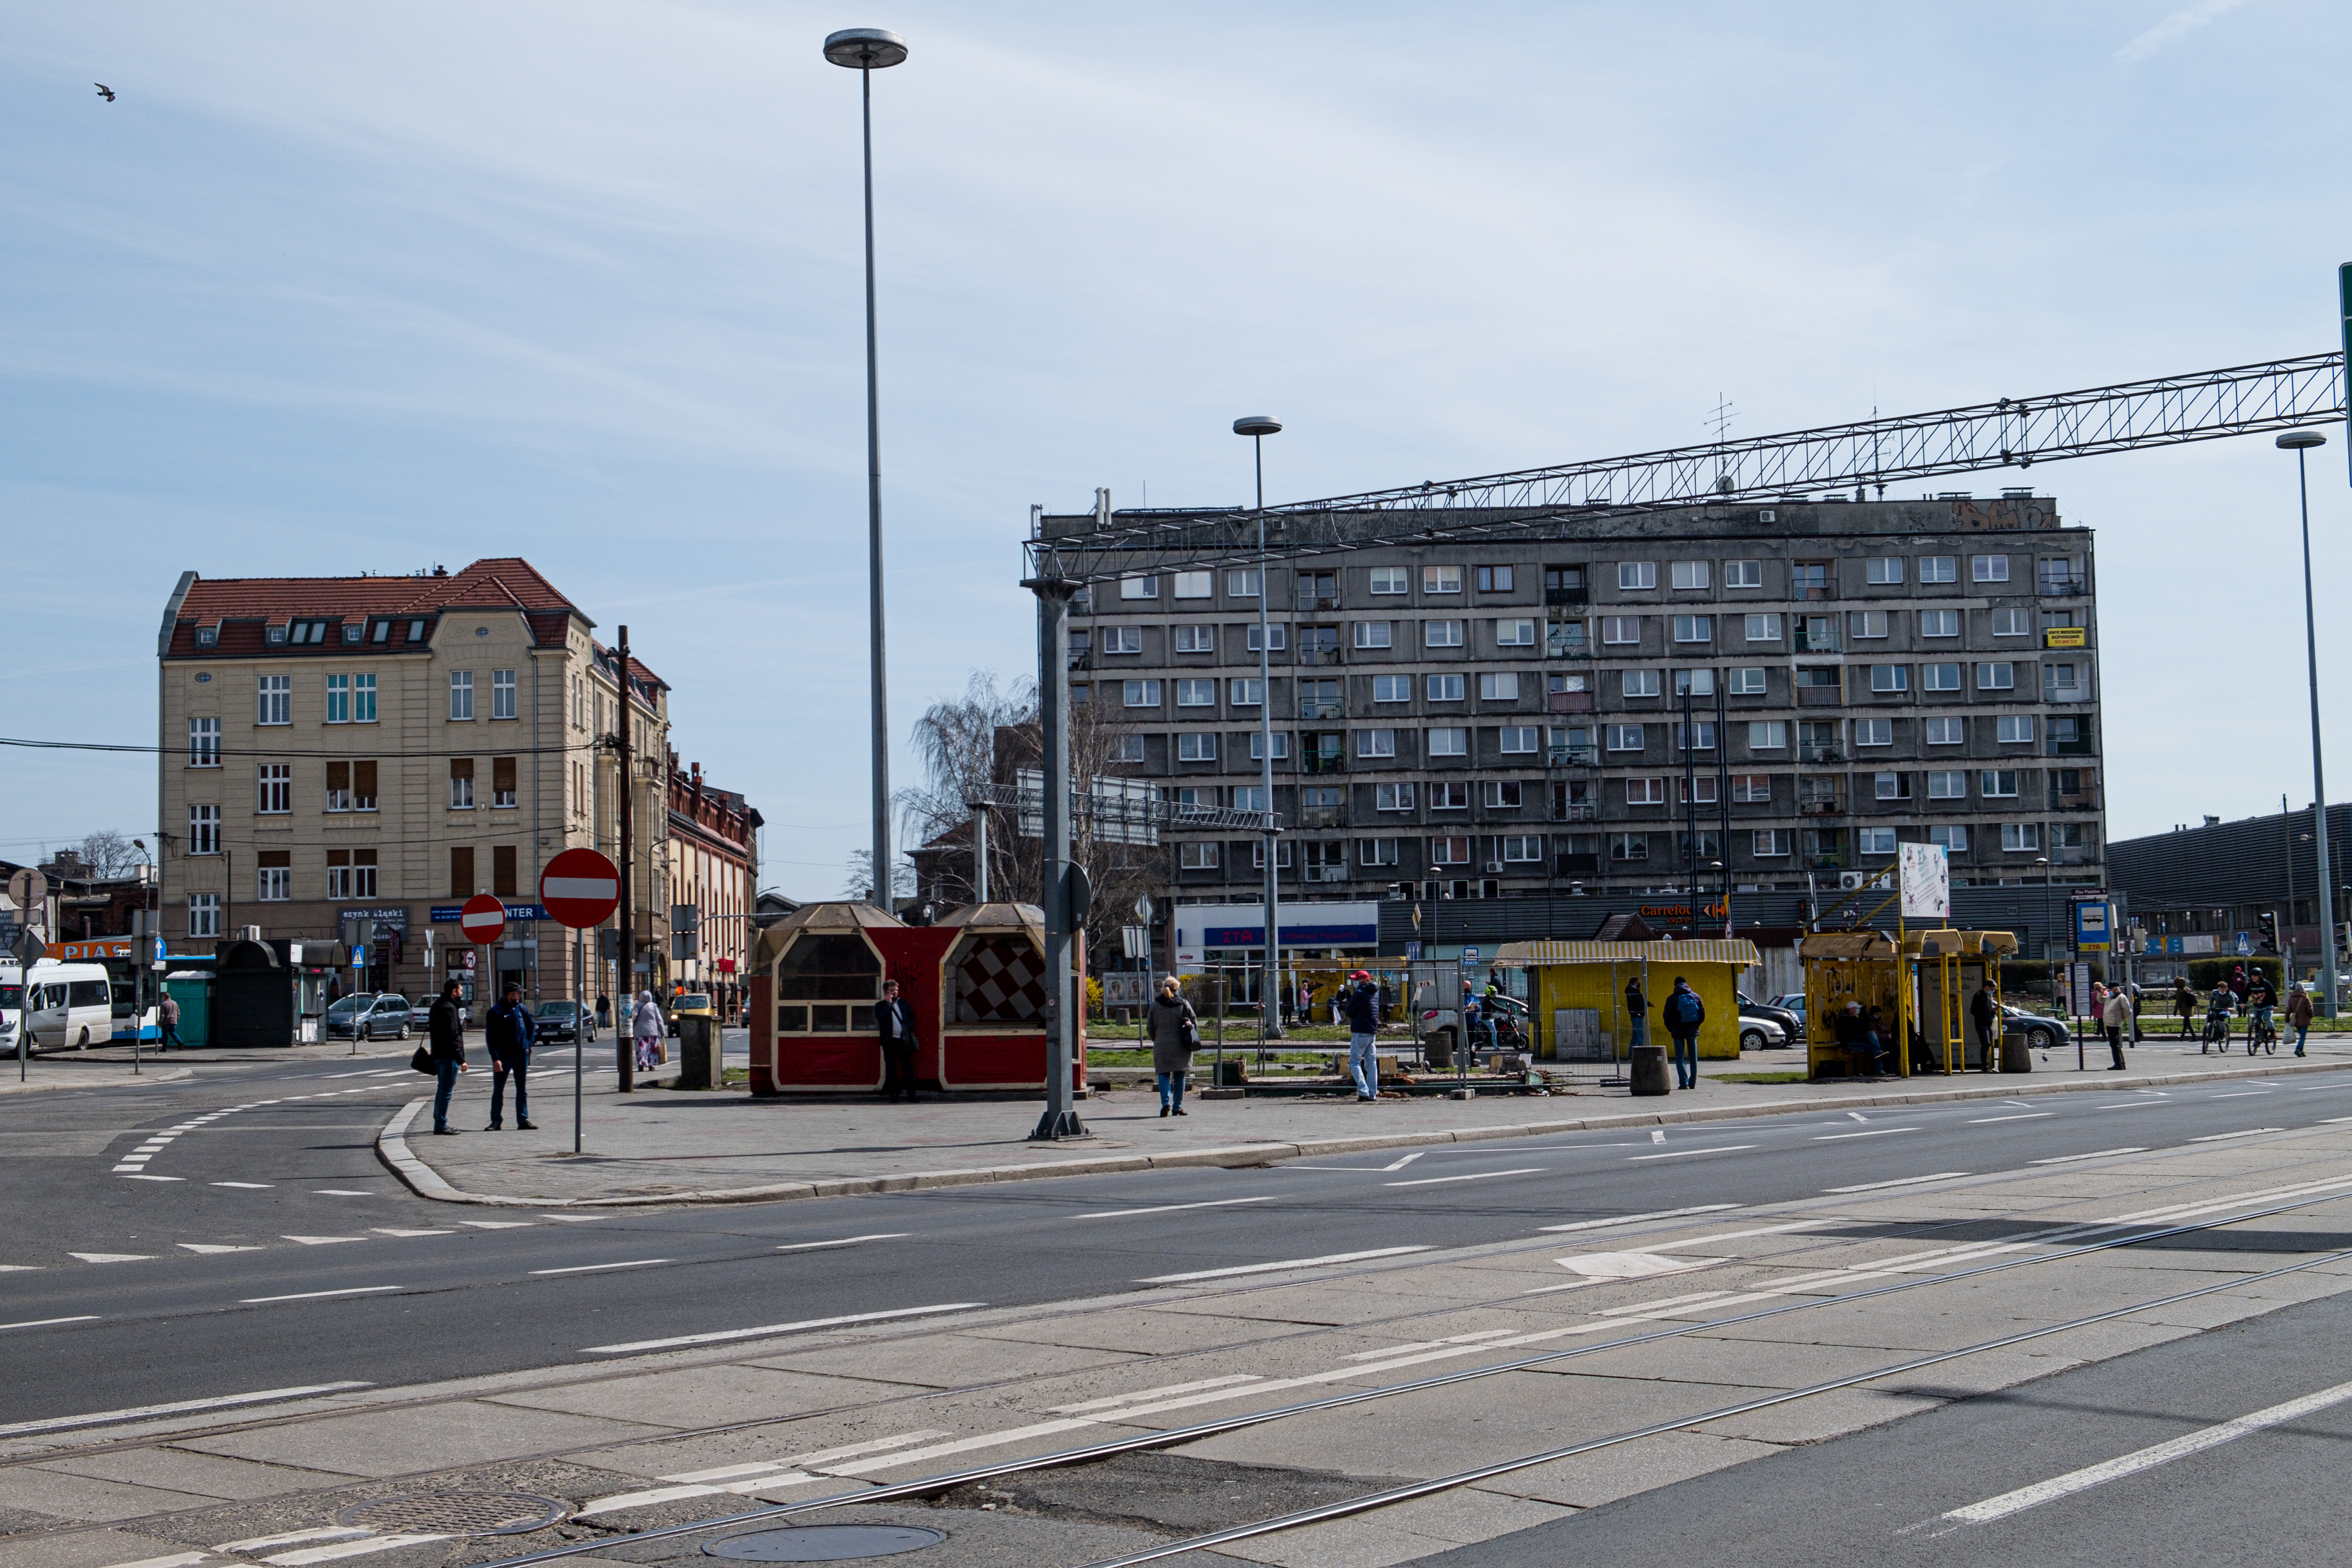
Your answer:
[1485,862,1506,874]
[1839,872,1867,890]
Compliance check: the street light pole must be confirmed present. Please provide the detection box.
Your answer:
[1235,416,1283,1038]
[825,27,909,913]
[2280,429,2337,1015]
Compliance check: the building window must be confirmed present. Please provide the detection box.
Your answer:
[1358,729,1396,758]
[257,674,291,726]
[1249,840,1294,870]
[1680,775,1719,806]
[1600,615,1641,645]
[1431,835,1472,865]
[1744,613,1782,642]
[449,757,475,809]
[1733,775,1772,803]
[1858,827,1898,854]
[326,848,378,899]
[1627,777,1666,806]
[1748,720,1786,750]
[1618,562,1657,590]
[1373,675,1411,702]
[257,763,291,814]
[2045,662,2082,698]
[1669,560,1710,591]
[2001,823,2041,852]
[1112,736,1146,763]
[1478,672,1520,701]
[1227,568,1261,598]
[1608,832,1650,862]
[325,674,350,724]
[1672,615,1713,643]
[1921,556,1956,584]
[1476,565,1515,592]
[1927,770,1968,799]
[1618,669,1658,699]
[1922,663,1962,692]
[1174,678,1215,707]
[1172,571,1213,599]
[1972,554,2010,584]
[1174,625,1214,653]
[187,803,220,855]
[1179,842,1220,870]
[1753,828,1790,856]
[1353,621,1392,649]
[1174,786,1219,813]
[1376,783,1415,811]
[1500,834,1542,862]
[1725,560,1763,588]
[1929,824,1968,852]
[1865,558,1905,585]
[188,893,221,938]
[1855,719,1893,747]
[1674,668,1715,698]
[1606,724,1646,751]
[1672,722,1715,751]
[189,717,220,767]
[1869,665,1909,694]
[1976,662,2015,691]
[1119,576,1158,599]
[1495,617,1536,646]
[1990,608,2029,637]
[493,755,517,808]
[1430,782,1470,810]
[1925,717,1965,745]
[493,844,518,897]
[196,625,218,647]
[1730,667,1767,696]
[1423,565,1462,593]
[1919,609,1960,638]
[1097,627,1139,655]
[1873,772,1910,801]
[1428,673,1465,701]
[1429,727,1468,757]
[256,852,291,902]
[325,761,351,812]
[2052,823,2090,850]
[1483,781,1523,809]
[1123,679,1163,707]
[1244,624,1286,653]
[1998,715,2035,744]
[1247,732,1289,760]
[1425,619,1464,647]
[1358,838,1399,866]
[1980,769,2019,797]
[1369,566,1408,595]
[1849,610,1889,639]
[1500,726,1539,753]
[450,846,475,896]
[1178,733,1217,761]
[449,670,474,720]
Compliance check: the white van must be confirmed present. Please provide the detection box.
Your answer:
[0,963,116,1052]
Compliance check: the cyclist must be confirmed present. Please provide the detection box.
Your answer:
[2246,971,2278,1055]
[2201,984,2234,1054]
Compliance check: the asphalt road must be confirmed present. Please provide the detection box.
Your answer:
[3,1048,2349,1431]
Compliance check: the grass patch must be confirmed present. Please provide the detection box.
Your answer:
[1707,1070,1810,1084]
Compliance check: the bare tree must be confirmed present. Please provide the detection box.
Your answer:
[841,848,916,902]
[75,830,143,878]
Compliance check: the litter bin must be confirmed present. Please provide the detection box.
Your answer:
[1630,1044,1670,1096]
[1998,1033,2033,1073]
[676,1014,718,1089]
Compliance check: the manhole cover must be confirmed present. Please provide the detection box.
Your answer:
[705,1524,947,1561]
[339,1490,567,1536]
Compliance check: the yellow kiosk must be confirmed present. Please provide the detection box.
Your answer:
[1497,939,1763,1064]
[1803,928,2018,1079]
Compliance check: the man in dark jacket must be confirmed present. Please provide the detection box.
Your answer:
[427,980,468,1135]
[1970,984,1999,1069]
[1663,977,1705,1089]
[876,979,917,1102]
[1344,969,1381,1101]
[1624,975,1649,1051]
[484,981,537,1131]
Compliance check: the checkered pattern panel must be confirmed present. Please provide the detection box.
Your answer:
[956,939,1047,1024]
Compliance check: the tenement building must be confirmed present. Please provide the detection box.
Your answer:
[1050,493,2104,908]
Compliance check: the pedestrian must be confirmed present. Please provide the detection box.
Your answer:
[1344,968,1381,1103]
[1147,975,1198,1115]
[2090,979,2107,1022]
[1663,976,1705,1090]
[157,989,182,1052]
[595,992,611,1030]
[2100,984,2132,1071]
[427,979,468,1135]
[2287,982,2315,1056]
[1970,982,1998,1070]
[876,979,917,1101]
[2173,977,2195,1038]
[1624,973,1648,1051]
[631,989,663,1073]
[1836,1000,1882,1076]
[484,980,538,1130]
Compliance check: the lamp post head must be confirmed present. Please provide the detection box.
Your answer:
[824,27,907,68]
[1233,416,1282,437]
[2278,430,2327,450]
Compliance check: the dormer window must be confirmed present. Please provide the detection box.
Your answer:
[195,625,218,648]
[341,623,363,643]
[370,620,390,643]
[408,619,428,641]
[267,624,288,645]
[285,619,333,645]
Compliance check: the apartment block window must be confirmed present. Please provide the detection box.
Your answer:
[1376,783,1416,811]
[1622,669,1661,698]
[1672,615,1713,643]
[325,674,351,724]
[1919,609,1960,638]
[1247,732,1289,761]
[1352,621,1392,649]
[189,717,220,767]
[1863,558,1903,586]
[1672,722,1715,751]
[2051,823,2090,851]
[1976,662,2015,691]
[1358,838,1399,866]
[1991,608,2029,637]
[1373,675,1411,702]
[1175,678,1215,706]
[1251,842,1296,873]
[1102,627,1142,655]
[1745,613,1782,642]
[1600,615,1640,646]
[1227,568,1263,599]
[1927,770,1968,799]
[1431,782,1469,810]
[354,672,380,723]
[1177,734,1217,762]
[1748,720,1787,749]
[1873,772,1911,801]
[1928,825,1969,852]
[1666,561,1710,591]
[1179,842,1221,870]
[1606,724,1646,752]
[1428,673,1465,701]
[449,670,474,720]
[1496,617,1536,646]
[1922,663,1962,692]
[1172,571,1213,599]
[1725,560,1763,588]
[1753,828,1791,856]
[1233,785,1269,813]
[326,761,352,812]
[1858,827,1899,855]
[1849,610,1889,639]
[1998,715,2036,744]
[1733,775,1772,803]
[450,846,475,896]
[449,757,475,809]
[187,803,220,855]
[2045,662,2082,698]
[1869,665,1909,693]
[1980,769,2019,797]
[1164,625,1212,655]
[325,848,378,899]
[1124,679,1163,707]
[1680,775,1719,806]
[188,893,222,938]
[1972,554,2010,584]
[1618,562,1657,590]
[1416,565,1461,595]
[1483,781,1523,809]
[2002,823,2041,852]
[256,851,291,903]
[1609,832,1650,862]
[1925,717,1965,745]
[493,844,518,897]
[1368,566,1409,595]
[1431,836,1472,866]
[1626,777,1666,806]
[1730,667,1768,696]
[1476,566,1515,592]
[1244,624,1287,653]
[1119,575,1158,599]
[1500,726,1539,753]
[1112,736,1146,763]
[1478,672,1520,701]
[1358,729,1397,758]
[257,674,291,726]
[1921,556,1957,584]
[1674,668,1715,697]
[1425,619,1464,647]
[1429,727,1468,757]
[492,669,516,720]
[1855,719,1893,747]
[257,763,291,814]
[492,755,517,808]
[1501,834,1543,862]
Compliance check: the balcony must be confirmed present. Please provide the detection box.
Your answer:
[1296,592,1342,613]
[1799,745,1843,764]
[1556,852,1601,877]
[2038,575,2088,597]
[1792,575,1838,603]
[1301,864,1350,884]
[1551,801,1599,823]
[1798,797,1846,818]
[1547,690,1595,714]
[1547,626,1591,659]
[1299,753,1346,776]
[1548,744,1599,767]
[1794,625,1840,653]
[1298,698,1344,722]
[1066,651,1093,670]
[1296,805,1347,829]
[1544,586,1590,607]
[1796,686,1843,708]
[2047,735,2093,757]
[1298,646,1345,668]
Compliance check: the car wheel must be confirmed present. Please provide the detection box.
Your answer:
[2032,1026,2057,1050]
[77,1027,90,1049]
[1741,1028,1766,1052]
[398,1023,410,1040]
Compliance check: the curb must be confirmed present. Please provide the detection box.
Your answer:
[373,1053,2351,1210]
[0,1064,195,1096]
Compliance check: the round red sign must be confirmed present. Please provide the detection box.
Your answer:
[458,894,507,945]
[538,847,622,930]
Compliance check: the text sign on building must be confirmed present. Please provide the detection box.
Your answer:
[430,902,549,924]
[2043,627,2087,648]
[539,848,622,929]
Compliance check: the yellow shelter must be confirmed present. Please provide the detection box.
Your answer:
[1496,939,1763,1062]
[1802,929,2018,1080]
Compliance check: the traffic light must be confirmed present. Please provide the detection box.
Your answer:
[2257,910,2279,953]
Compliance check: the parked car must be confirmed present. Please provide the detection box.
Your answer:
[531,999,595,1044]
[1737,1014,1789,1052]
[1,963,115,1051]
[325,992,412,1041]
[1740,995,1802,1048]
[2001,1004,2065,1051]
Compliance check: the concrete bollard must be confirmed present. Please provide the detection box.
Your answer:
[1630,1044,1670,1096]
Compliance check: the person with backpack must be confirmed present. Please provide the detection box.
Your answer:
[1147,975,1198,1117]
[1344,969,1381,1102]
[1663,976,1705,1089]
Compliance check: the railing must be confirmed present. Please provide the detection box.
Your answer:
[1299,699,1344,722]
[1548,745,1600,767]
[2047,736,2093,756]
[1551,801,1599,822]
[1298,646,1345,667]
[1296,805,1346,828]
[1547,627,1591,659]
[1800,745,1843,764]
[1800,799,1845,817]
[1544,586,1590,606]
[2038,577,2087,597]
[1794,626,1840,653]
[1796,688,1843,708]
[1803,854,1846,871]
[1296,592,1341,613]
[1793,581,1839,602]
[1547,691,1595,713]
[1299,753,1346,775]
[1067,651,1093,670]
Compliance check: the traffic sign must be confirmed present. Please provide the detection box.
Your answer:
[538,848,621,929]
[7,868,46,920]
[459,894,507,945]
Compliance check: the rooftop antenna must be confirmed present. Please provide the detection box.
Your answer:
[1707,394,1735,494]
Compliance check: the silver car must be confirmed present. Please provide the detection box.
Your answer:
[326,993,412,1041]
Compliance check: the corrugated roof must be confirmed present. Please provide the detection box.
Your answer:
[1494,940,1763,967]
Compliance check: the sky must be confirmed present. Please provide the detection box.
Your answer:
[4,0,2349,894]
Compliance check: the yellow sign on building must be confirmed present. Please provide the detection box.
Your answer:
[2043,627,2087,647]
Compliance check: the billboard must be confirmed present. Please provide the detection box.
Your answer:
[1899,842,1950,919]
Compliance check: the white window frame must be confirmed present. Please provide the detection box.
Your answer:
[1998,715,2035,744]
[1119,575,1160,599]
[1483,780,1523,809]
[1247,731,1290,761]
[1617,561,1657,590]
[187,803,220,855]
[1500,726,1539,754]
[1244,623,1287,653]
[1430,834,1472,866]
[1376,783,1415,811]
[1627,777,1666,806]
[1670,560,1710,590]
[1920,556,1957,584]
[1606,724,1646,752]
[187,892,222,938]
[1174,625,1214,653]
[1725,560,1763,588]
[2001,823,2041,852]
[492,668,517,720]
[1227,568,1261,598]
[1869,664,1909,693]
[1976,662,2015,691]
[1858,826,1899,854]
[1427,672,1464,701]
[1425,619,1464,647]
[1422,565,1462,594]
[1927,770,1967,800]
[1228,678,1263,706]
[1990,608,2029,637]
[1924,716,1966,745]
[1622,669,1661,698]
[188,716,220,767]
[1112,736,1146,763]
[325,673,350,724]
[1177,733,1217,761]
[1373,674,1411,703]
[1428,726,1468,757]
[1972,554,2010,584]
[1495,617,1536,646]
[1672,614,1713,644]
[1368,566,1409,595]
[1172,570,1213,599]
[1478,672,1520,701]
[1744,613,1782,642]
[1849,610,1889,639]
[1747,720,1786,750]
[1358,728,1397,758]
[449,670,474,721]
[1600,615,1640,645]
[1855,718,1893,747]
[1752,828,1790,857]
[1123,679,1162,707]
[1919,609,1960,638]
[1730,667,1767,696]
[1980,769,2019,798]
[1352,620,1392,649]
[1101,626,1142,655]
[1733,775,1772,803]
[1674,668,1715,697]
[257,674,291,726]
[1174,678,1215,707]
[1929,824,1969,852]
[1864,557,1905,585]
[1922,663,1962,692]
[1500,834,1543,862]
[1358,837,1399,866]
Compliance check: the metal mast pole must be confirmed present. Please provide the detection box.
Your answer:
[1027,574,1084,1139]
[1234,419,1283,1039]
[860,62,892,915]
[616,627,635,1093]
[2289,435,2339,1015]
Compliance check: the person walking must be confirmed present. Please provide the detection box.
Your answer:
[631,989,663,1073]
[484,980,538,1130]
[2287,982,2315,1056]
[427,980,468,1135]
[1970,982,1998,1070]
[1344,968,1381,1103]
[2100,984,2132,1071]
[876,979,918,1102]
[156,990,182,1052]
[1662,976,1705,1090]
[595,992,611,1032]
[2172,977,2196,1038]
[1147,976,1198,1115]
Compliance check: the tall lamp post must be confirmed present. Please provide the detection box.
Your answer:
[2035,856,2054,994]
[1235,415,1283,1037]
[2280,428,2337,1015]
[824,27,909,911]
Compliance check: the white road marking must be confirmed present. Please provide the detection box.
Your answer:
[530,1258,672,1276]
[312,1190,374,1197]
[2098,1100,2165,1111]
[1814,1127,1919,1140]
[1137,1247,1432,1284]
[281,1235,368,1245]
[538,1214,610,1221]
[584,1302,986,1354]
[370,1229,453,1238]
[1386,1166,1547,1188]
[1847,1111,1869,1122]
[118,1174,185,1182]
[212,1181,273,1189]
[0,1381,370,1437]
[775,1233,912,1249]
[824,1419,1101,1476]
[459,1219,534,1229]
[0,1316,96,1331]
[1074,1198,1278,1220]
[1650,1220,1832,1250]
[1596,1289,1737,1317]
[264,1533,449,1564]
[1942,1377,2352,1526]
[2031,1148,2148,1164]
[92,1554,211,1568]
[1648,1129,1667,1144]
[2188,1128,2286,1142]
[2212,1090,2273,1099]
[222,1527,371,1551]
[1825,1173,1971,1194]
[1968,1112,2053,1123]
[69,1253,152,1263]
[1381,1151,1427,1172]
[179,1243,263,1254]
[1540,1204,1741,1233]
[240,1287,404,1304]
[1628,1145,1756,1161]
[1052,1375,1265,1413]
[2323,1117,2352,1125]
[1524,1250,1724,1295]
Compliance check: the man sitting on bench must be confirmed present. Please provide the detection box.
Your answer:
[1834,1000,1886,1077]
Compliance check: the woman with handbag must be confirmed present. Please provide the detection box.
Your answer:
[1147,975,1199,1117]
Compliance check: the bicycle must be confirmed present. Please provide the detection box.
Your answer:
[2247,1010,2278,1056]
[2201,1011,2233,1052]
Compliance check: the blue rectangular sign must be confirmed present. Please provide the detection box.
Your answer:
[430,903,550,924]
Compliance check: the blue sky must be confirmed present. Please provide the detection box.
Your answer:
[3,0,2347,891]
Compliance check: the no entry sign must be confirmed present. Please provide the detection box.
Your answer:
[539,848,621,930]
[458,894,507,945]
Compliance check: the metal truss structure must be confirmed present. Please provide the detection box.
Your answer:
[997,769,1275,840]
[1024,352,2346,585]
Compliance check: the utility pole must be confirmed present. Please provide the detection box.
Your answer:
[615,625,635,1093]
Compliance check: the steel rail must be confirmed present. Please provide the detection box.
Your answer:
[469,1178,2352,1567]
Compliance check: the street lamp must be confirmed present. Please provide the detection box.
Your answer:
[2279,428,2337,1015]
[1235,414,1283,1037]
[824,27,909,911]
[2035,856,2054,984]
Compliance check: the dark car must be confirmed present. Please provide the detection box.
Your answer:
[532,1000,595,1044]
[1739,995,1801,1049]
[326,993,412,1041]
[2001,1004,2065,1051]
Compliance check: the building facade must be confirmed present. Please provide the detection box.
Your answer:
[665,758,761,1021]
[2110,803,2352,971]
[155,558,695,1007]
[1051,493,2105,934]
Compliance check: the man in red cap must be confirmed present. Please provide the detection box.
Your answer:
[1344,969,1382,1101]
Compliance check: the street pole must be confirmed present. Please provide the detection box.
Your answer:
[574,929,585,1153]
[1024,570,1085,1140]
[2284,793,2299,992]
[616,625,635,1093]
[2280,429,2337,1016]
[1235,416,1283,1037]
[970,801,990,903]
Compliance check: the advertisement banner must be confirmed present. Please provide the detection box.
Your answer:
[1899,842,1950,919]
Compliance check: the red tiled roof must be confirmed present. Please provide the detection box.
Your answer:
[165,558,588,659]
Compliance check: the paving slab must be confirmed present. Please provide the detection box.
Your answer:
[173,1399,669,1477]
[483,1363,916,1428]
[1462,1427,1786,1510]
[0,1464,223,1524]
[29,1445,350,1501]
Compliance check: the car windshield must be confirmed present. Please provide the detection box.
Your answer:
[534,1002,577,1018]
[681,994,712,1009]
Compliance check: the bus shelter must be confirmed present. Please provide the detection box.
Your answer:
[1496,939,1762,1067]
[1802,929,2017,1080]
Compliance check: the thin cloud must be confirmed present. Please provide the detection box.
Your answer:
[2118,0,2255,62]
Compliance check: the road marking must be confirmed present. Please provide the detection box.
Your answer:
[2213,1090,2274,1099]
[1540,1204,1742,1233]
[2031,1147,2148,1164]
[1847,1111,1869,1122]
[530,1258,672,1276]
[2323,1117,2352,1125]
[0,1316,97,1331]
[538,1214,610,1221]
[264,1533,450,1563]
[1075,1197,1279,1220]
[584,1302,988,1354]
[118,1174,185,1182]
[222,1527,371,1551]
[1628,1145,1756,1161]
[1381,1151,1428,1172]
[2188,1127,2287,1142]
[1825,1172,1972,1194]
[212,1182,273,1189]
[179,1243,264,1255]
[2098,1100,2165,1110]
[312,1190,374,1197]
[1968,1112,2053,1123]
[69,1253,152,1264]
[282,1235,368,1245]
[1814,1127,1919,1140]
[1138,1246,1433,1284]
[91,1554,210,1568]
[1941,1377,2352,1526]
[1387,1167,1546,1188]
[459,1219,534,1229]
[824,1418,1102,1476]
[665,1430,950,1483]
[240,1287,405,1304]
[1649,1129,1667,1144]
[775,1233,912,1249]
[0,1381,371,1437]
[370,1228,454,1238]
[1052,1375,1265,1413]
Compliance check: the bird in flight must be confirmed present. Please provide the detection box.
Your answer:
[95,83,115,101]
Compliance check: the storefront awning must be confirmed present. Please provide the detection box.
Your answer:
[1494,939,1763,967]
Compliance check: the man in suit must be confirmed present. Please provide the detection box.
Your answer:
[877,979,918,1101]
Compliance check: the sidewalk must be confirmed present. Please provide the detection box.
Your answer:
[380,1033,2352,1208]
